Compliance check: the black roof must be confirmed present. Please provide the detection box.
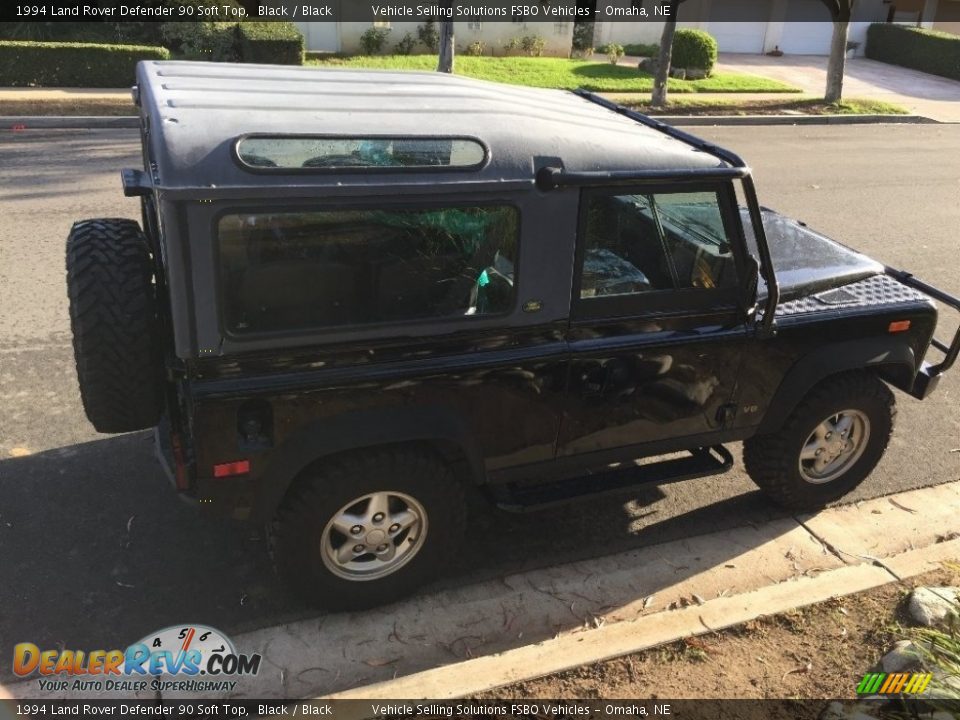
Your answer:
[136,60,729,192]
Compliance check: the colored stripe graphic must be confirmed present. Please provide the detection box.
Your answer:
[857,672,932,695]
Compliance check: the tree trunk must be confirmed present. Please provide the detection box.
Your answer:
[824,18,850,102]
[437,20,454,73]
[651,18,677,108]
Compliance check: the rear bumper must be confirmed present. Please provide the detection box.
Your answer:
[886,269,960,398]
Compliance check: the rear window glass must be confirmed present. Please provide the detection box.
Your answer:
[235,136,486,170]
[219,206,519,335]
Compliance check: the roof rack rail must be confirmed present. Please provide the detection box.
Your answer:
[567,89,780,337]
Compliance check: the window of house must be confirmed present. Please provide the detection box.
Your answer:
[219,205,519,335]
[554,21,569,34]
[236,136,487,171]
[468,21,482,31]
[578,189,737,300]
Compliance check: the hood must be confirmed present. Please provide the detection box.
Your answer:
[743,208,884,303]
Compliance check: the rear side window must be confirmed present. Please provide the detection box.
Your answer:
[218,206,519,335]
[235,136,487,171]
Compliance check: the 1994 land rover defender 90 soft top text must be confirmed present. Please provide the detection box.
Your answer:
[66,61,960,609]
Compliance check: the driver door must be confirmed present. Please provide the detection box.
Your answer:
[558,183,750,459]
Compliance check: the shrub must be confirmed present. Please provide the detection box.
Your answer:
[672,28,717,73]
[237,22,303,65]
[600,42,625,64]
[624,42,658,57]
[866,23,960,82]
[464,40,485,57]
[417,21,440,53]
[521,35,546,57]
[0,40,170,87]
[360,27,391,55]
[394,32,417,55]
[502,37,521,55]
[160,21,238,61]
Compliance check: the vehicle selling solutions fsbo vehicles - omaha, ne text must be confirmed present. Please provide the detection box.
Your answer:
[64,61,960,609]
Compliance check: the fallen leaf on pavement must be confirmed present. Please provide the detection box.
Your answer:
[889,498,917,514]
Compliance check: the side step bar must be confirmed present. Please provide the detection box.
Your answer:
[492,446,734,513]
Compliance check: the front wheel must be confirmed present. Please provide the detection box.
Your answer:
[743,372,895,511]
[270,447,466,610]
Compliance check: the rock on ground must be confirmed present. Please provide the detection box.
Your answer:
[907,586,960,627]
[880,639,924,672]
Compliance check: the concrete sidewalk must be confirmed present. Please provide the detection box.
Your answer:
[717,53,960,122]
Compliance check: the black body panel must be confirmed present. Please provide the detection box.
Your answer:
[746,209,884,303]
[132,82,957,522]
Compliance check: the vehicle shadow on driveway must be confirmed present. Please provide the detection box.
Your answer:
[0,432,788,688]
[0,432,296,669]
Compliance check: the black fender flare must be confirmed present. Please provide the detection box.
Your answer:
[252,405,485,521]
[757,336,916,434]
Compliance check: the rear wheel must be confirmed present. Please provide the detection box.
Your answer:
[743,372,895,511]
[66,218,163,433]
[270,447,466,610]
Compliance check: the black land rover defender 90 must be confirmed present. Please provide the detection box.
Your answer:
[66,61,960,609]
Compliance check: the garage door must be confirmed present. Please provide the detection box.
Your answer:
[708,22,768,53]
[778,0,833,54]
[707,0,771,54]
[778,23,832,54]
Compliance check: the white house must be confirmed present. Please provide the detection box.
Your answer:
[296,18,575,56]
[296,0,958,58]
[594,0,893,56]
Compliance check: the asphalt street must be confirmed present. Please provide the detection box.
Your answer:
[0,125,958,676]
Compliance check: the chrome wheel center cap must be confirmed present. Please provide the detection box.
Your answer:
[365,529,386,546]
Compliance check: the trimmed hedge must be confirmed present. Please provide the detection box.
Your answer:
[0,40,169,87]
[623,42,659,58]
[866,23,960,82]
[237,22,304,65]
[672,28,718,73]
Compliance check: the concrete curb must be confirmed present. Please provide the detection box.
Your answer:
[0,114,939,131]
[319,481,960,702]
[2,116,138,129]
[660,114,939,126]
[328,537,960,702]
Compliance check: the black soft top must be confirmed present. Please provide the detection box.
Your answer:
[135,60,728,192]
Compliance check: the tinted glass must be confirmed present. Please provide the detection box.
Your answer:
[219,206,518,334]
[236,137,486,170]
[580,190,737,298]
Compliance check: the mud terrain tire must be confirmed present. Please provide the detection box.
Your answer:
[66,218,163,433]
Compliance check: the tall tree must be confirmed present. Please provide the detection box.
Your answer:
[437,19,455,73]
[651,0,685,108]
[820,0,856,102]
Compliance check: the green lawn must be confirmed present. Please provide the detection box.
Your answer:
[308,55,802,94]
[621,96,910,116]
